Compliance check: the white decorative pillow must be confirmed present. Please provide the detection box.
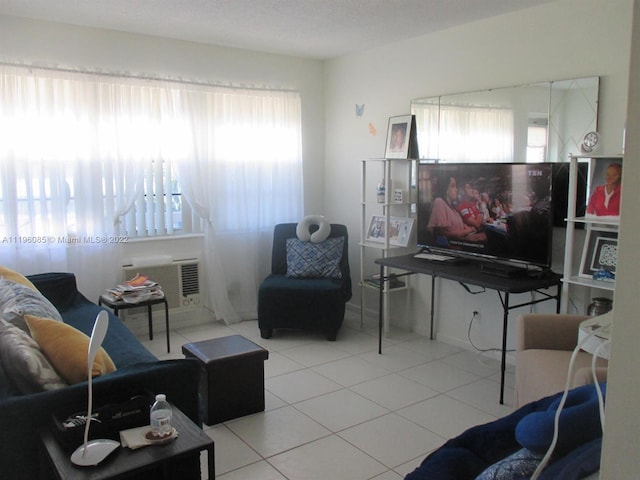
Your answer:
[286,236,344,279]
[0,266,38,290]
[0,277,63,333]
[0,319,67,394]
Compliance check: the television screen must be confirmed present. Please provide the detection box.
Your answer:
[416,162,553,268]
[551,161,589,228]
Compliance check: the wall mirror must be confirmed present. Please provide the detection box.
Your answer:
[410,76,599,163]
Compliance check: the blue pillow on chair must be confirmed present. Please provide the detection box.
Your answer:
[285,237,344,279]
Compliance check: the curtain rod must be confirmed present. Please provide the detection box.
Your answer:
[0,60,298,94]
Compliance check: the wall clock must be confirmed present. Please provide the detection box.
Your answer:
[580,131,600,153]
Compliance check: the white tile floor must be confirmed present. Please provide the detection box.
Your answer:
[140,311,515,480]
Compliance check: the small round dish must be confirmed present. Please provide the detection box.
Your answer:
[145,427,178,445]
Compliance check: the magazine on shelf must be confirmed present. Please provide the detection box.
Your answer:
[364,273,405,289]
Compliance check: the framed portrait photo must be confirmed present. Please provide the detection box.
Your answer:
[385,115,416,159]
[579,227,618,280]
[585,157,623,219]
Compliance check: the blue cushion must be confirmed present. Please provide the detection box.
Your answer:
[286,236,344,278]
[515,383,605,455]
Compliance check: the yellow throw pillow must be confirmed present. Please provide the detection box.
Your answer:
[0,266,37,290]
[24,314,117,384]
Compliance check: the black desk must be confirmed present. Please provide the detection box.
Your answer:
[374,254,562,404]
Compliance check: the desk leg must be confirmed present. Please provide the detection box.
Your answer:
[429,274,435,340]
[164,299,170,353]
[378,263,384,354]
[500,292,509,405]
[147,304,154,340]
[208,443,215,480]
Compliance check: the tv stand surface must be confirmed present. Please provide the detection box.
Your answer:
[374,253,562,405]
[480,262,526,278]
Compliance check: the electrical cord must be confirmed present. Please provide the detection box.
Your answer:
[592,339,610,428]
[530,321,611,480]
[467,311,515,354]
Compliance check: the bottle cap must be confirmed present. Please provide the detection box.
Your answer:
[156,394,166,402]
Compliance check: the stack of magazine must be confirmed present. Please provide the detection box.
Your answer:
[103,274,164,304]
[363,273,405,290]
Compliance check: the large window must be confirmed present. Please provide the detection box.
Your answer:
[0,65,302,241]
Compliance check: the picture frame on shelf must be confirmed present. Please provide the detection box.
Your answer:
[579,227,618,281]
[366,215,414,247]
[384,114,419,159]
[585,157,623,219]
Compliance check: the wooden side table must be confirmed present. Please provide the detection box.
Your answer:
[39,404,214,480]
[99,294,171,353]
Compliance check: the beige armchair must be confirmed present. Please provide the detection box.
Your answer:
[514,313,608,409]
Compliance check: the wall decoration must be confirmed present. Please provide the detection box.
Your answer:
[586,157,623,218]
[579,227,618,281]
[355,104,365,117]
[368,123,377,136]
[384,114,418,159]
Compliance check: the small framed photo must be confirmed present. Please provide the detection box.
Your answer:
[585,158,622,219]
[385,115,414,159]
[579,227,618,280]
[366,215,414,247]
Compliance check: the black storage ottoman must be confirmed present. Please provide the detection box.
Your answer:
[182,335,269,425]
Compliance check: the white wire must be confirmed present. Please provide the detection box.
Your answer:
[530,322,610,480]
[591,339,610,428]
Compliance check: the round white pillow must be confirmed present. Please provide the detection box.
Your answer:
[296,215,331,243]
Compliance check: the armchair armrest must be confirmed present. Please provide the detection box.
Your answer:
[516,313,589,352]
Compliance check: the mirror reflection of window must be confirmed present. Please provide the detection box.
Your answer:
[527,118,548,163]
[411,76,598,165]
[413,103,514,162]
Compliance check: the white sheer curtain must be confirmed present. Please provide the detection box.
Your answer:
[175,87,303,323]
[0,66,151,297]
[0,65,303,318]
[412,103,514,162]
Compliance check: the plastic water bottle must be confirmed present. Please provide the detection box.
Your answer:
[376,180,385,203]
[150,394,172,437]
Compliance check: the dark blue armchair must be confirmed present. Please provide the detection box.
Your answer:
[258,223,352,341]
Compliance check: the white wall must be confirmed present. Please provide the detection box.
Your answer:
[325,0,633,352]
[0,14,326,285]
[601,0,640,475]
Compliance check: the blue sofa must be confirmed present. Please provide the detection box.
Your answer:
[0,272,202,480]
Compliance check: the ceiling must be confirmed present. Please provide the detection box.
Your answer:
[0,0,557,60]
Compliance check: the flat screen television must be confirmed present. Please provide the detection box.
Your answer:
[416,162,554,268]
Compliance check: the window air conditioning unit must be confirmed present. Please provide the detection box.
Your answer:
[122,257,202,312]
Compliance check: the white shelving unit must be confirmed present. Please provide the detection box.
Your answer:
[561,153,622,312]
[360,158,417,330]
